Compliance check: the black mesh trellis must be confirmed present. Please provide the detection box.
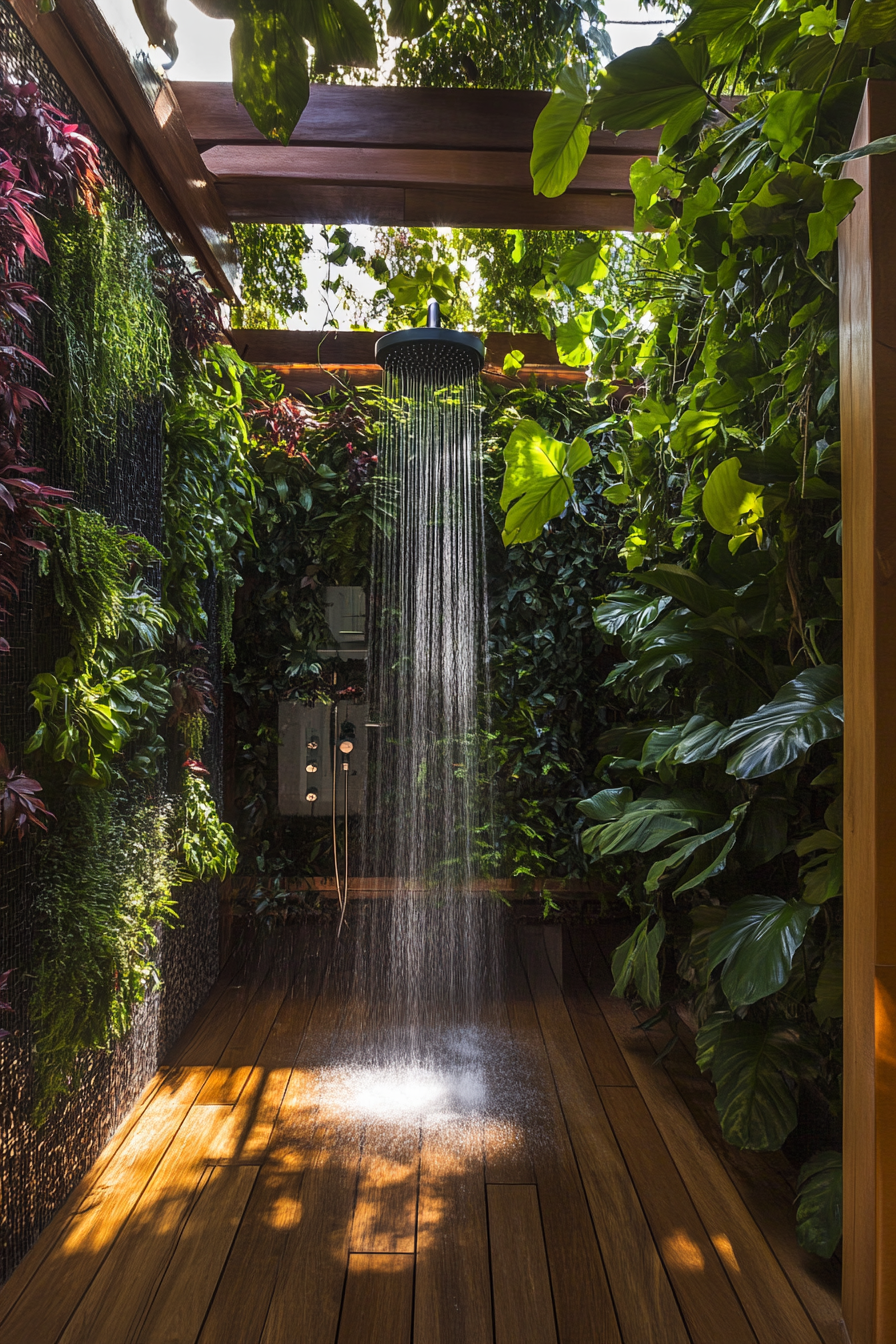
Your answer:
[0,0,221,1283]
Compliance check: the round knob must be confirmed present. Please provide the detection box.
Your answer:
[305,790,318,802]
[339,740,354,754]
[306,738,318,750]
[306,762,318,773]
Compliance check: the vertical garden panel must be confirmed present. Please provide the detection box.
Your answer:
[0,0,220,1283]
[840,78,896,1344]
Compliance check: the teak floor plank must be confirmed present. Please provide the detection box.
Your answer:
[135,1163,259,1344]
[599,1086,756,1344]
[171,939,276,1070]
[259,1116,364,1344]
[519,928,690,1344]
[337,1253,414,1344]
[504,945,621,1344]
[198,970,340,1344]
[488,1184,558,1344]
[483,994,536,1184]
[414,1120,493,1344]
[572,927,826,1344]
[57,1105,230,1344]
[557,943,634,1088]
[351,1121,419,1253]
[162,947,248,1068]
[0,1069,213,1344]
[196,960,295,1106]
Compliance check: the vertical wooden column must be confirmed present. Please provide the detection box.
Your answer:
[840,78,896,1344]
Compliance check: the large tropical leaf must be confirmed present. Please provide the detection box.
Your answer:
[696,1012,814,1150]
[702,457,765,540]
[644,802,748,894]
[231,1,310,144]
[386,0,451,38]
[671,714,729,765]
[638,563,736,617]
[611,915,666,1007]
[499,419,591,546]
[796,1152,843,1257]
[707,894,816,1009]
[581,788,722,856]
[531,65,591,198]
[294,0,377,69]
[587,38,711,146]
[843,0,896,46]
[723,665,844,779]
[592,589,670,641]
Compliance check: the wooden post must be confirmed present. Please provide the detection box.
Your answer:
[840,78,896,1344]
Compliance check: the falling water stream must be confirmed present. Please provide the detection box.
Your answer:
[321,331,540,1146]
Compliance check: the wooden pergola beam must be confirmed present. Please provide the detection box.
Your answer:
[228,329,587,393]
[175,82,653,230]
[7,0,240,301]
[172,81,659,155]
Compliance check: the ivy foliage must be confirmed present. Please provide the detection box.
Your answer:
[488,0,896,1255]
[41,204,170,475]
[30,787,178,1123]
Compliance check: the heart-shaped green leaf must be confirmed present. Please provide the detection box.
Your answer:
[707,894,816,1008]
[499,419,591,546]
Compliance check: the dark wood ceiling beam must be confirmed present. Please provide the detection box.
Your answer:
[8,0,239,301]
[172,81,660,156]
[228,329,587,392]
[217,182,634,229]
[203,146,640,195]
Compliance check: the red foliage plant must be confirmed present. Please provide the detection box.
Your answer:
[248,396,321,464]
[0,740,54,841]
[154,267,223,355]
[0,150,70,652]
[0,75,103,213]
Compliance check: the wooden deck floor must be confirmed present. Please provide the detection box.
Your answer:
[0,922,844,1344]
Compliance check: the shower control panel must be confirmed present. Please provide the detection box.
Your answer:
[278,701,369,817]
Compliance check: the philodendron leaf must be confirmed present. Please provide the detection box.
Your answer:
[577,787,633,822]
[707,894,816,1009]
[796,1152,843,1257]
[296,0,378,70]
[819,133,896,165]
[531,64,591,198]
[843,0,896,45]
[592,589,670,641]
[639,563,736,617]
[587,38,711,147]
[696,1013,813,1149]
[702,457,765,541]
[644,802,748,894]
[611,915,666,1007]
[231,1,311,144]
[499,419,591,546]
[762,90,819,160]
[723,665,844,779]
[807,178,862,259]
[555,312,595,367]
[386,0,450,39]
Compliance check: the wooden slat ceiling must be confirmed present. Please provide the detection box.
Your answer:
[173,83,657,230]
[229,329,588,394]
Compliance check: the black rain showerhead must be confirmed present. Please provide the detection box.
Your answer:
[374,299,485,380]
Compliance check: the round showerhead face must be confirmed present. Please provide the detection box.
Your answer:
[375,327,485,380]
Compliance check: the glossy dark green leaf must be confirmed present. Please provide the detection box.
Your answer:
[231,1,310,144]
[696,1013,813,1150]
[531,64,591,198]
[723,665,844,779]
[593,589,670,641]
[611,915,666,1007]
[843,0,896,45]
[295,0,377,69]
[707,894,816,1009]
[587,38,711,147]
[796,1152,842,1257]
[386,0,450,38]
[639,564,736,617]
